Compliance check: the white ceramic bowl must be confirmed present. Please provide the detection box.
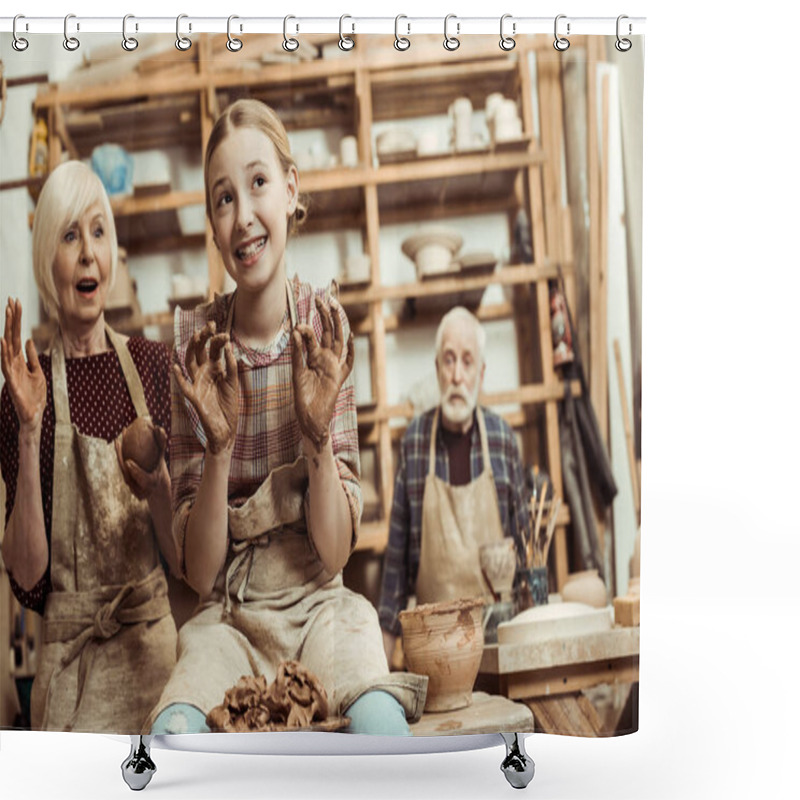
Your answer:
[401,226,463,279]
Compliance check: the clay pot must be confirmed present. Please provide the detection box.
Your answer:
[121,418,162,473]
[561,569,607,608]
[400,598,485,712]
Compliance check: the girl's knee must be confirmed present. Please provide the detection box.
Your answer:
[344,690,411,736]
[149,703,210,735]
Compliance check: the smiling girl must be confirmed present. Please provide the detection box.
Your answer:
[147,99,426,735]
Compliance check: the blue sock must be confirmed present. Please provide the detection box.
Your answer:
[149,703,210,734]
[344,690,411,736]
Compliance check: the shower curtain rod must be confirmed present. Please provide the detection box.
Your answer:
[0,16,646,37]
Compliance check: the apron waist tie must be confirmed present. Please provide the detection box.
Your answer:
[224,532,274,615]
[42,567,171,731]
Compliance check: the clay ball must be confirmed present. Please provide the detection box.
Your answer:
[121,418,161,473]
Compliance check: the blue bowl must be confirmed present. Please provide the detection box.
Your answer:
[91,144,134,196]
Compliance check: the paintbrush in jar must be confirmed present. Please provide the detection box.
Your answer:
[531,479,548,567]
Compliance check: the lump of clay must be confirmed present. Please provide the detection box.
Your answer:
[121,417,162,473]
[206,661,330,733]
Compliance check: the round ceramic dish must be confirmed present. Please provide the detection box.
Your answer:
[401,226,464,278]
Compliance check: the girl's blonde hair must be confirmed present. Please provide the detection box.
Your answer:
[31,161,119,318]
[203,98,308,235]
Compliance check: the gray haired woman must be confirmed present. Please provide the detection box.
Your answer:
[0,160,178,732]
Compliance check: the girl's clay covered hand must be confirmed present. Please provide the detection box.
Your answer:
[114,419,169,501]
[291,297,355,452]
[173,321,239,455]
[0,298,46,436]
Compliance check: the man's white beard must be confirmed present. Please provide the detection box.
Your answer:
[441,383,479,427]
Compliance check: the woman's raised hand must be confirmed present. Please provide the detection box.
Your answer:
[291,296,355,452]
[172,321,239,455]
[0,298,46,436]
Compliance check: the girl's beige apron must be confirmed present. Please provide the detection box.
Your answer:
[31,326,177,733]
[415,406,505,605]
[146,282,427,728]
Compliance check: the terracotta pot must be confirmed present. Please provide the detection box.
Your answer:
[399,598,485,712]
[561,569,607,608]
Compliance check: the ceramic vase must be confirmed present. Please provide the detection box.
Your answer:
[400,598,485,712]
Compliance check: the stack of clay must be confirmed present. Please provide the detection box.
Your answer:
[206,661,329,733]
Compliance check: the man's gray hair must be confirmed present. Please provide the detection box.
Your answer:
[434,306,486,364]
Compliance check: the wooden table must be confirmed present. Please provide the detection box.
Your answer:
[409,691,534,737]
[479,627,639,737]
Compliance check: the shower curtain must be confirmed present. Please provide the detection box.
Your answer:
[0,25,643,740]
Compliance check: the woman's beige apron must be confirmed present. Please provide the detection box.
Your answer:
[30,325,177,733]
[146,282,427,728]
[415,406,505,605]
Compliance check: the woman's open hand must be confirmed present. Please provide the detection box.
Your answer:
[172,321,239,455]
[0,298,46,436]
[291,296,354,452]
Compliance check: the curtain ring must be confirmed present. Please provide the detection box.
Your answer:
[12,15,29,52]
[499,14,515,51]
[122,14,138,51]
[553,14,570,51]
[283,15,299,52]
[443,14,460,51]
[63,14,80,52]
[175,14,192,51]
[394,15,410,51]
[615,15,632,52]
[338,15,355,51]
[227,15,243,52]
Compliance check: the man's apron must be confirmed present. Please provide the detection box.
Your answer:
[30,326,177,733]
[415,406,505,605]
[145,282,427,728]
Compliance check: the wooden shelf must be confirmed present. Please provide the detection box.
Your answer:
[30,38,576,582]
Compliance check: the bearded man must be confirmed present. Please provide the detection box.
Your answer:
[378,307,530,662]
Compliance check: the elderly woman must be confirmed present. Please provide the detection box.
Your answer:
[0,161,178,733]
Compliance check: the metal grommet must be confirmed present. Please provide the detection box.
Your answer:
[227,15,243,52]
[499,14,516,51]
[63,14,80,52]
[443,14,460,51]
[338,14,354,51]
[175,14,192,51]
[122,14,138,51]
[12,15,29,52]
[615,15,632,52]
[553,14,570,51]
[394,15,410,51]
[283,15,299,52]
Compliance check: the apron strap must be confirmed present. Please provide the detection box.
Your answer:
[428,408,439,478]
[50,324,150,425]
[49,333,71,426]
[428,406,495,480]
[105,324,150,419]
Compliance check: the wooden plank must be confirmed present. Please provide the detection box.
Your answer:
[481,627,640,674]
[508,658,639,701]
[613,339,640,522]
[526,694,603,736]
[356,67,393,525]
[587,37,602,418]
[338,263,563,305]
[355,380,582,426]
[410,692,533,737]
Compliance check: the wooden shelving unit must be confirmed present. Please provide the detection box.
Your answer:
[29,34,577,585]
